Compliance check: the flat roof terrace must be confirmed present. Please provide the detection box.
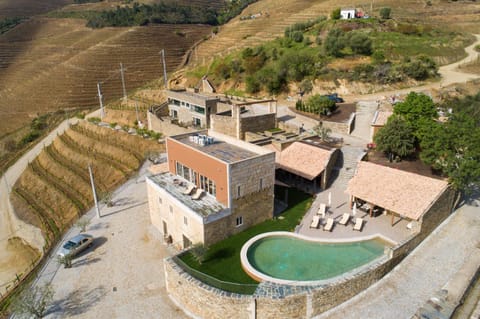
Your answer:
[173,134,258,163]
[148,172,226,218]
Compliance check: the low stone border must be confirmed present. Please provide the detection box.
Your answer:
[240,231,396,285]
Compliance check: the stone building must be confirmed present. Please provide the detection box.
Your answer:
[265,138,339,194]
[346,161,453,229]
[146,130,275,249]
[166,89,219,128]
[210,99,277,140]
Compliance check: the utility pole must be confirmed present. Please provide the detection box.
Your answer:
[120,62,127,102]
[135,102,140,126]
[88,164,101,219]
[97,82,105,120]
[160,49,168,89]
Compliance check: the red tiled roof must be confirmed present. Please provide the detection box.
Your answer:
[275,142,335,180]
[346,161,449,220]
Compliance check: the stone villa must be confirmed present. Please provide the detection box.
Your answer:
[146,130,275,249]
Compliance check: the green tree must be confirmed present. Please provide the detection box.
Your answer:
[419,111,480,194]
[380,7,391,19]
[393,92,438,134]
[324,28,346,57]
[374,115,416,160]
[313,125,332,142]
[299,79,313,94]
[306,94,336,115]
[245,75,260,93]
[331,8,341,20]
[348,32,372,55]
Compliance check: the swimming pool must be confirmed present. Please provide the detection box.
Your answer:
[241,232,394,284]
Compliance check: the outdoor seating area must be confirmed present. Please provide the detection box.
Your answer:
[298,189,413,243]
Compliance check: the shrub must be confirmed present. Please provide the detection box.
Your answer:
[299,79,313,94]
[306,94,336,115]
[88,117,101,124]
[324,28,346,57]
[245,75,260,93]
[291,31,304,43]
[331,8,341,20]
[348,32,372,55]
[380,7,391,19]
[20,130,41,145]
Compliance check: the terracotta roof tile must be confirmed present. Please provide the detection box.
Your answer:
[346,161,449,220]
[276,142,334,180]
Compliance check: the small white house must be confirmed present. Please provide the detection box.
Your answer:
[341,8,356,19]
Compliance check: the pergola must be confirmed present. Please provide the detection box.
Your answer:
[346,161,449,226]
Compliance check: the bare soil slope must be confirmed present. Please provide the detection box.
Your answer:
[0,17,211,137]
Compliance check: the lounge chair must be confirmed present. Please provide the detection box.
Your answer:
[191,188,204,200]
[318,203,327,217]
[323,218,334,232]
[310,215,321,229]
[182,184,196,195]
[353,218,364,231]
[339,213,350,226]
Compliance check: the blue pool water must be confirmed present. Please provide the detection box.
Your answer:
[246,236,387,281]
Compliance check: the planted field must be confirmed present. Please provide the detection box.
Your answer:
[0,17,211,137]
[0,0,70,19]
[10,120,164,247]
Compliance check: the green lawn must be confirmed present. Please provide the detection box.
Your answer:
[176,188,312,294]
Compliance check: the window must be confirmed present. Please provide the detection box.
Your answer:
[193,117,201,127]
[237,185,241,197]
[193,105,205,114]
[200,175,216,196]
[169,205,173,214]
[236,216,243,227]
[184,216,188,225]
[159,197,162,204]
[175,161,197,184]
[259,178,263,190]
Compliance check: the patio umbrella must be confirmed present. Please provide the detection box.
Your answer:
[328,192,332,206]
[352,202,357,216]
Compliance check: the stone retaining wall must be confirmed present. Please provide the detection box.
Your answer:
[164,187,457,319]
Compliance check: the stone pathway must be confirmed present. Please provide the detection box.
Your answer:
[315,200,480,319]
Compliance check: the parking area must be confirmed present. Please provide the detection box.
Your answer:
[37,162,187,319]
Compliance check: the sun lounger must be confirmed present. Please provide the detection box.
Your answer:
[191,188,204,200]
[310,215,321,229]
[339,213,350,226]
[182,184,196,195]
[353,218,364,231]
[318,203,326,217]
[323,218,334,232]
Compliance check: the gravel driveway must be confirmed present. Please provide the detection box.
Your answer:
[35,162,186,319]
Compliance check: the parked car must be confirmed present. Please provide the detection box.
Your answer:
[58,234,94,258]
[325,93,344,103]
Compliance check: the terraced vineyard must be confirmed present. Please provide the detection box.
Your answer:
[10,121,164,245]
[190,0,480,67]
[0,0,70,19]
[0,17,211,137]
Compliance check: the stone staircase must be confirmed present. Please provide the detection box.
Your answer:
[332,144,366,189]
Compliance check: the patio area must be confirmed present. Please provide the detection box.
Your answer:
[297,185,414,244]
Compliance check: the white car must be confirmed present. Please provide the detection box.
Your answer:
[58,234,94,258]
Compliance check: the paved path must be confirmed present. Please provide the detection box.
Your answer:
[316,200,480,319]
[26,162,186,319]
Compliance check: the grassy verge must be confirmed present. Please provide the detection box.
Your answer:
[177,188,312,294]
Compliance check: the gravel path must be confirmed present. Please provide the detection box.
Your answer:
[316,200,480,319]
[29,162,187,319]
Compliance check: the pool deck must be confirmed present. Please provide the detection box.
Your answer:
[296,185,413,244]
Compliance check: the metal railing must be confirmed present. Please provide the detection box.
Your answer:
[172,256,258,295]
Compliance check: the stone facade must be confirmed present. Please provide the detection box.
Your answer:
[323,149,340,189]
[210,105,276,140]
[147,111,194,136]
[163,187,457,319]
[321,112,356,135]
[204,188,274,245]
